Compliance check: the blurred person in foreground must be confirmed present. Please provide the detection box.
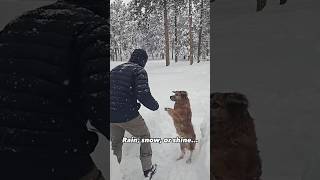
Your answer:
[0,0,109,179]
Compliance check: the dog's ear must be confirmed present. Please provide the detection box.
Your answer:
[225,93,249,116]
[180,91,188,97]
[211,93,223,109]
[172,91,177,94]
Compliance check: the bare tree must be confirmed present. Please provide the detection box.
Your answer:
[164,0,170,66]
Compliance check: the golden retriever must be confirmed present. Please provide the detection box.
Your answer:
[165,91,196,163]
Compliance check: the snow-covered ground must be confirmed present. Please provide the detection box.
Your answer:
[110,60,210,180]
[213,0,320,179]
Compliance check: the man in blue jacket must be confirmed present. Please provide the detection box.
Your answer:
[110,49,159,179]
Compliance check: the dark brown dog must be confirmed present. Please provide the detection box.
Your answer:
[165,91,196,163]
[211,93,262,180]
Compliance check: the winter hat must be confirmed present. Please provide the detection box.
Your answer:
[129,49,148,67]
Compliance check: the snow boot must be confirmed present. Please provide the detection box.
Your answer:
[144,164,157,180]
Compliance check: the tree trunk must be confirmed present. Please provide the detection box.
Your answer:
[120,46,123,61]
[207,40,209,61]
[119,29,123,62]
[172,37,174,60]
[188,0,193,65]
[164,0,170,66]
[115,48,118,61]
[174,1,178,62]
[197,0,204,63]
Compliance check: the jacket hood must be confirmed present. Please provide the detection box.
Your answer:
[129,49,148,67]
[62,0,108,18]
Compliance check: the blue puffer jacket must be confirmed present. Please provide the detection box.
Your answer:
[110,49,159,123]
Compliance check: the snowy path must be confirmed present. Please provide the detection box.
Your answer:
[110,61,210,180]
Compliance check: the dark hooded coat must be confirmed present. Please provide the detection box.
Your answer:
[110,49,159,123]
[0,0,108,179]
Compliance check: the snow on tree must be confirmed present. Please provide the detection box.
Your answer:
[110,0,210,65]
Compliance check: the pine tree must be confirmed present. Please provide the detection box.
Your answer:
[174,0,178,62]
[163,0,170,66]
[110,0,210,64]
[188,0,194,65]
[197,0,204,63]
